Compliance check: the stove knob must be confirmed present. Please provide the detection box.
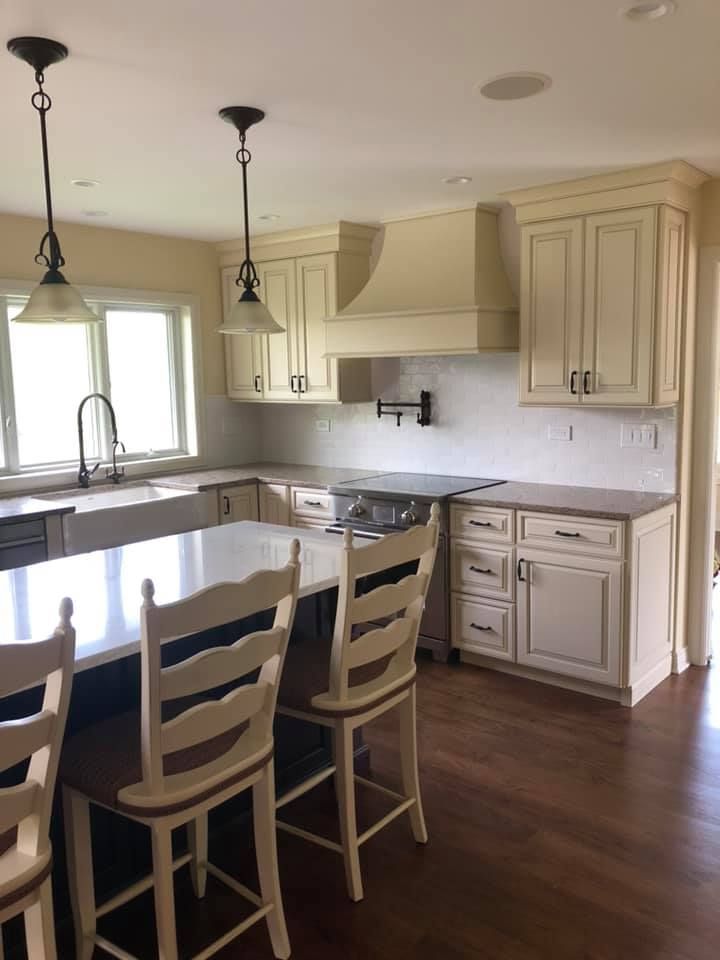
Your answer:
[347,498,366,518]
[400,502,419,526]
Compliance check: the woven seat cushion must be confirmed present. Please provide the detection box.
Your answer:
[60,707,269,818]
[278,631,409,718]
[0,828,53,914]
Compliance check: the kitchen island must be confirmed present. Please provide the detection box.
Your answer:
[0,521,359,952]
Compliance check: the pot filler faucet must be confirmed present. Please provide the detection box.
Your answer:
[77,393,125,488]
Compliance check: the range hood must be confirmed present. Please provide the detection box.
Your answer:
[324,205,518,358]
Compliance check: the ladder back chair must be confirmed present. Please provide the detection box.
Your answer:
[276,504,440,901]
[0,598,76,960]
[60,540,301,960]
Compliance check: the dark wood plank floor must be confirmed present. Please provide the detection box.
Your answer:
[82,658,720,959]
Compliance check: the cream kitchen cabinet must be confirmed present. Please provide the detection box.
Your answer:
[518,204,684,407]
[258,483,291,526]
[222,223,376,405]
[218,484,259,524]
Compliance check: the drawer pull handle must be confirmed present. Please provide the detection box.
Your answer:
[468,520,492,527]
[470,623,492,632]
[583,370,591,395]
[469,565,493,575]
[517,558,526,582]
[223,496,230,516]
[304,500,323,507]
[555,530,581,538]
[570,370,578,395]
[254,374,262,393]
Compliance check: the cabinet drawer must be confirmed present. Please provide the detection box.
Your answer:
[451,541,514,601]
[291,487,333,519]
[0,518,45,545]
[452,595,515,661]
[450,505,514,544]
[517,511,624,559]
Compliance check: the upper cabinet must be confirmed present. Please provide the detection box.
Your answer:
[505,161,707,407]
[219,223,378,404]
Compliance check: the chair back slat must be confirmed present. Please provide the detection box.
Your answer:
[350,574,427,625]
[0,597,75,858]
[0,636,64,700]
[324,506,440,705]
[345,618,414,670]
[160,627,284,703]
[161,683,270,756]
[138,540,300,795]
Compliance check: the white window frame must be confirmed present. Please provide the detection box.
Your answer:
[0,279,205,494]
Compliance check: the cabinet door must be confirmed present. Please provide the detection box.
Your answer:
[258,483,291,525]
[222,268,264,400]
[654,206,685,405]
[219,484,259,524]
[519,219,584,404]
[296,253,339,402]
[259,259,299,401]
[581,207,656,406]
[516,548,622,685]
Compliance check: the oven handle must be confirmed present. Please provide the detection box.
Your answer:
[324,524,387,541]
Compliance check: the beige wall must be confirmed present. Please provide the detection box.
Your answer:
[0,213,225,395]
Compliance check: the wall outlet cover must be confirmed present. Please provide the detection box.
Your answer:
[314,418,331,433]
[548,425,572,441]
[621,423,658,449]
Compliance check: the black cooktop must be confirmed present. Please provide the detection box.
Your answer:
[330,472,505,501]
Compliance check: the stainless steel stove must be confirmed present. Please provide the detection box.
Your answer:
[325,473,505,660]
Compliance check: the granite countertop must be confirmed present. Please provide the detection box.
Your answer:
[151,463,381,491]
[450,481,678,521]
[0,497,76,525]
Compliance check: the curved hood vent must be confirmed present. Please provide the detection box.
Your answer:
[325,205,517,358]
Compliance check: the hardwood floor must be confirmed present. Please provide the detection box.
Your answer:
[84,658,720,960]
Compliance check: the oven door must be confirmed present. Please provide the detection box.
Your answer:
[324,523,448,646]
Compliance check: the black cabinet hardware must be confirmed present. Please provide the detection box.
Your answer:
[469,520,492,527]
[304,500,322,507]
[570,370,578,395]
[254,375,261,393]
[298,374,306,393]
[517,558,526,582]
[291,374,298,394]
[583,370,591,394]
[555,530,581,538]
[223,496,230,516]
[469,565,493,575]
[470,623,492,632]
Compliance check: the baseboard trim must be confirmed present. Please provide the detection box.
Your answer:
[672,645,691,675]
[621,654,673,706]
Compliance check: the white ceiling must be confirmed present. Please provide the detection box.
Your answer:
[2,0,719,242]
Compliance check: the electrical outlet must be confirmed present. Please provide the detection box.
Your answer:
[547,425,572,441]
[621,423,658,449]
[314,418,331,433]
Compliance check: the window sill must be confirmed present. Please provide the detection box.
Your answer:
[0,454,205,498]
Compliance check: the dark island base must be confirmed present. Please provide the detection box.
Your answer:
[1,588,365,957]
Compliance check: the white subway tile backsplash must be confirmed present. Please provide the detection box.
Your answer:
[257,355,677,492]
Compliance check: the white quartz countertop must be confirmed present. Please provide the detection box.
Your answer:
[0,521,350,673]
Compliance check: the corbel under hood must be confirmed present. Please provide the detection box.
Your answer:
[324,205,518,358]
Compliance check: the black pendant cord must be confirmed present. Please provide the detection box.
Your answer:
[236,132,259,293]
[32,69,65,273]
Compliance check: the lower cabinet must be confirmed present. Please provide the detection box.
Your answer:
[452,595,515,662]
[259,483,291,525]
[515,549,623,686]
[218,484,259,524]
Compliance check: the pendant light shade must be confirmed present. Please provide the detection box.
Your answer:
[218,105,284,335]
[7,36,99,324]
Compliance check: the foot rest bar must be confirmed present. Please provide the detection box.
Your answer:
[276,765,336,810]
[205,862,263,908]
[93,935,140,960]
[276,819,343,854]
[95,852,193,919]
[357,798,415,847]
[193,905,273,960]
[354,775,407,803]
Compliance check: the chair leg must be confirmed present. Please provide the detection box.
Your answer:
[188,815,208,899]
[398,685,428,844]
[24,878,57,960]
[151,824,179,960]
[253,763,290,960]
[334,721,364,902]
[62,786,96,960]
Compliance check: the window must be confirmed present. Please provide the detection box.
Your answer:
[0,285,198,476]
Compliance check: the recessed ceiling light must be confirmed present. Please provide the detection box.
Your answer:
[621,1,676,20]
[442,176,472,185]
[478,72,552,101]
[83,210,108,217]
[71,178,100,188]
[257,213,280,221]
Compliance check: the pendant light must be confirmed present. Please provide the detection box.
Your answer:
[7,36,98,323]
[217,106,283,335]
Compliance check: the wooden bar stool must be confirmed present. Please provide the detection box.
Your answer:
[60,540,301,960]
[0,598,76,960]
[275,505,440,902]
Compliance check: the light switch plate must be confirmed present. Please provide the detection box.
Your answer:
[621,423,658,449]
[314,418,331,433]
[548,425,572,441]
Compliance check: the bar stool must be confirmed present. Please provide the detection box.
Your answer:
[60,540,300,960]
[0,598,76,960]
[275,505,440,902]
